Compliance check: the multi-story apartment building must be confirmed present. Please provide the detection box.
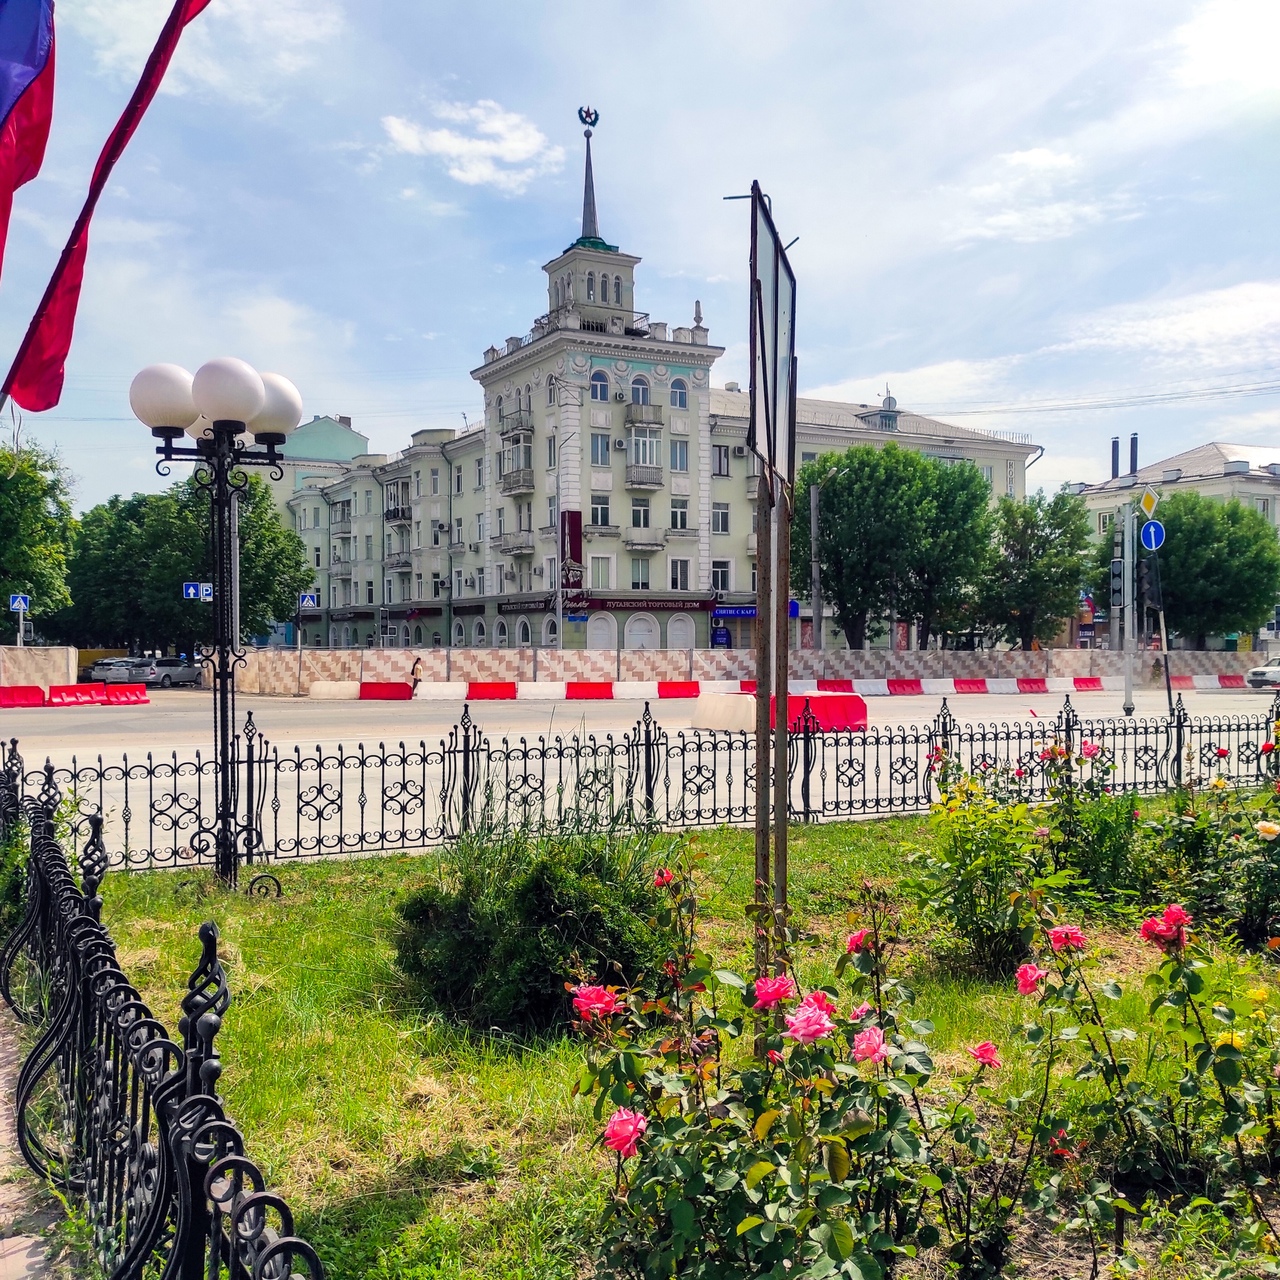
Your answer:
[282,132,1039,651]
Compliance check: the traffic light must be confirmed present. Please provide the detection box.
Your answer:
[1109,557,1124,610]
[1138,556,1162,610]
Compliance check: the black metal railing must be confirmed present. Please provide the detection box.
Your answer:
[0,753,324,1280]
[5,693,1280,874]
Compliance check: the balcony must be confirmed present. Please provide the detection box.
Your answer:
[625,464,664,490]
[500,467,535,496]
[384,505,412,525]
[746,474,764,499]
[492,530,535,555]
[623,527,666,551]
[330,517,352,535]
[585,523,620,538]
[386,550,412,570]
[747,532,757,555]
[538,524,558,540]
[667,526,698,539]
[329,558,353,579]
[498,409,533,436]
[625,402,664,426]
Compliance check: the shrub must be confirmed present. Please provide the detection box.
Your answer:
[0,817,26,937]
[394,822,672,1033]
[906,782,1053,974]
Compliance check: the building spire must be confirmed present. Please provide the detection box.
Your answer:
[578,106,600,241]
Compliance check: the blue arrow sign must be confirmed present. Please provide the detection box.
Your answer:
[182,582,200,599]
[298,591,320,609]
[8,594,29,612]
[1140,519,1165,552]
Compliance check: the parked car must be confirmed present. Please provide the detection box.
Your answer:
[86,658,131,683]
[129,656,201,688]
[1247,656,1280,689]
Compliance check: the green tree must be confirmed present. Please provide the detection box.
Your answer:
[980,488,1092,650]
[0,444,74,642]
[50,474,310,651]
[791,443,927,649]
[1155,491,1280,648]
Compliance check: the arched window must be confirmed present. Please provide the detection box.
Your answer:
[301,628,308,646]
[586,272,595,301]
[554,282,560,307]
[342,625,351,648]
[590,370,610,402]
[670,378,688,409]
[547,379,556,406]
[631,375,650,406]
[614,277,621,304]
[495,394,503,421]
[452,619,465,647]
[542,615,558,645]
[402,624,410,647]
[517,617,532,646]
[600,274,610,304]
[413,624,423,645]
[524,384,532,413]
[474,619,487,646]
[432,631,442,648]
[495,618,509,647]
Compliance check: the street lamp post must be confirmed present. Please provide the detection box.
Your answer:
[809,467,840,651]
[130,358,303,887]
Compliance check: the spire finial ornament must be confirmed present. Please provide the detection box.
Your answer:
[578,106,600,243]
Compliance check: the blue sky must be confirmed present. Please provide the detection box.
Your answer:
[3,0,1279,511]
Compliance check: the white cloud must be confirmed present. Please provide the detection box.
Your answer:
[60,0,343,103]
[382,101,564,194]
[805,356,1022,409]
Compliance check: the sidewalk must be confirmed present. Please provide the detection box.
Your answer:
[0,1011,57,1280]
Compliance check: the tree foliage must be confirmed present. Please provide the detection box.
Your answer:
[791,444,993,649]
[1155,491,1280,648]
[979,489,1092,650]
[49,474,311,652]
[0,444,74,642]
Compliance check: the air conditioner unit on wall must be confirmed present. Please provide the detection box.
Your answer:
[532,565,544,577]
[614,438,627,450]
[613,391,625,402]
[732,445,747,457]
[468,542,481,552]
[465,575,476,587]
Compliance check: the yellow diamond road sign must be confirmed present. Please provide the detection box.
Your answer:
[1140,487,1159,519]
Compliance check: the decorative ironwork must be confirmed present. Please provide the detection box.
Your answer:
[0,766,323,1279]
[8,694,1280,871]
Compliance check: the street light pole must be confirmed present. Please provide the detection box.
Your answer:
[132,359,303,887]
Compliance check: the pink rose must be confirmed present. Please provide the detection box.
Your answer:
[851,1002,873,1020]
[1014,768,1025,778]
[968,1041,1002,1069]
[798,989,837,1017]
[1140,904,1191,952]
[1015,963,1048,996]
[1081,742,1101,760]
[603,1107,648,1158]
[846,929,872,954]
[654,868,674,889]
[752,974,797,1010]
[766,1049,784,1066]
[852,1025,887,1065]
[1273,1062,1280,1080]
[1034,826,1051,839]
[1162,903,1191,927]
[1048,924,1087,952]
[1217,747,1230,759]
[784,1005,836,1045]
[572,984,622,1020]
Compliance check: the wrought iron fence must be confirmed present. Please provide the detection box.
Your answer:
[0,757,324,1280]
[4,692,1280,874]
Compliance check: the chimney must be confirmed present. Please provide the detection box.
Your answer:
[1129,433,1138,476]
[1110,437,1119,480]
[337,415,352,428]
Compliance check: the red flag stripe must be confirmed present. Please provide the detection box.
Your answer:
[2,0,212,412]
[0,35,54,282]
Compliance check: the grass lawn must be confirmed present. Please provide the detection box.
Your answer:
[101,816,1265,1279]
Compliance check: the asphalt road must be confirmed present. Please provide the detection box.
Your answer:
[0,684,1273,766]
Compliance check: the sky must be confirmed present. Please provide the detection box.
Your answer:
[2,0,1279,512]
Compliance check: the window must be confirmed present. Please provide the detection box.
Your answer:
[631,557,650,590]
[590,370,609,402]
[632,496,650,528]
[713,445,730,476]
[586,271,595,301]
[385,532,393,555]
[476,513,486,541]
[982,465,994,489]
[547,380,556,406]
[1259,497,1272,520]
[524,383,532,412]
[600,273,609,302]
[366,581,375,604]
[545,556,557,584]
[494,562,504,591]
[670,378,688,409]
[712,502,730,534]
[554,281,561,307]
[614,276,621,304]
[670,439,688,472]
[712,560,731,592]
[297,508,306,530]
[547,435,556,468]
[414,471,421,496]
[543,616,557,645]
[313,546,321,568]
[476,568,486,595]
[430,468,440,495]
[671,497,689,530]
[453,620,465,647]
[631,375,650,406]
[751,561,758,593]
[365,490,372,514]
[414,520,421,547]
[518,618,531,646]
[454,465,463,495]
[454,516,462,544]
[476,458,484,488]
[591,433,611,466]
[495,618,508,647]
[591,494,611,526]
[670,558,690,591]
[454,568,463,597]
[474,619,487,645]
[548,495,558,526]
[591,556,612,589]
[384,577,392,603]
[432,520,441,547]
[801,451,816,463]
[415,572,422,598]
[365,534,373,560]
[631,427,661,467]
[497,506,506,535]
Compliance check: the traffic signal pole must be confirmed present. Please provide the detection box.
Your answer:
[1123,502,1135,717]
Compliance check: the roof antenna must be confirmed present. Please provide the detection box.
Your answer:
[461,412,469,430]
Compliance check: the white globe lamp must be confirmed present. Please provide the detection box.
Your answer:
[192,357,266,426]
[249,372,303,445]
[129,364,198,439]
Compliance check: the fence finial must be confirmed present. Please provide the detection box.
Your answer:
[80,813,107,922]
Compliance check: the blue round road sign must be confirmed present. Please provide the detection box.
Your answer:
[1140,519,1165,552]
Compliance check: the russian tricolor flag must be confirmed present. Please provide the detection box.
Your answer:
[0,0,55,283]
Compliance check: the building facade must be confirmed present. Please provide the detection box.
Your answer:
[282,133,1039,651]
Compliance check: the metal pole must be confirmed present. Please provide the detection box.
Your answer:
[810,482,821,651]
[231,490,241,648]
[773,475,791,924]
[1154,551,1174,717]
[209,423,239,886]
[753,471,773,989]
[15,602,22,647]
[1123,502,1135,716]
